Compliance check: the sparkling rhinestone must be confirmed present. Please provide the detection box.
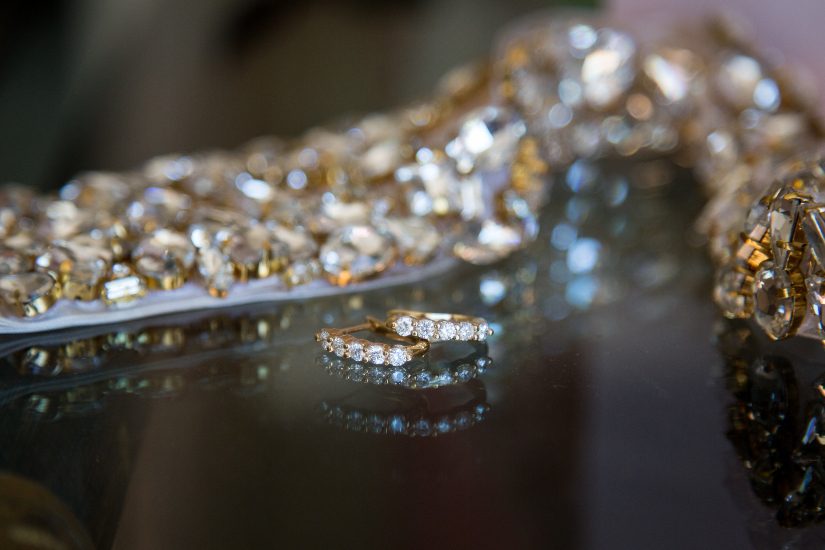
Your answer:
[379,217,441,265]
[0,272,58,316]
[445,106,525,173]
[387,346,410,367]
[319,225,396,286]
[457,321,474,340]
[268,224,317,261]
[347,341,364,362]
[135,255,185,290]
[753,262,798,340]
[803,209,825,270]
[577,28,637,109]
[415,319,436,340]
[713,265,751,319]
[197,247,235,298]
[366,344,385,365]
[437,321,457,341]
[283,259,321,287]
[101,266,146,305]
[394,316,414,337]
[332,337,346,357]
[317,330,329,341]
[476,320,490,341]
[769,189,804,269]
[389,368,408,385]
[134,229,196,270]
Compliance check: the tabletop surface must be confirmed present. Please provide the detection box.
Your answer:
[2,159,824,549]
[3,2,825,548]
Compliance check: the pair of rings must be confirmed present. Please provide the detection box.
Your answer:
[314,309,493,367]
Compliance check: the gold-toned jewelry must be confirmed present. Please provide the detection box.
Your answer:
[315,320,429,367]
[0,272,61,318]
[380,309,492,342]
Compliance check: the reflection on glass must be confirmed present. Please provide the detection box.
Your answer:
[318,380,489,437]
[318,342,491,389]
[719,320,825,529]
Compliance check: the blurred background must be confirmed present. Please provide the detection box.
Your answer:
[0,0,593,192]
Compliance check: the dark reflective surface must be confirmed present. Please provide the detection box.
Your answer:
[3,160,825,548]
[5,3,825,547]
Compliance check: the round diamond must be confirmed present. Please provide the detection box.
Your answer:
[476,320,490,341]
[347,341,364,362]
[437,321,457,340]
[394,316,414,337]
[415,319,435,340]
[414,370,433,388]
[332,337,346,357]
[753,262,797,340]
[457,321,474,340]
[366,344,385,365]
[387,346,410,367]
[317,330,329,341]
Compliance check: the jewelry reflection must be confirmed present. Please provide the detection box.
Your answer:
[318,380,489,437]
[719,320,825,528]
[317,343,492,389]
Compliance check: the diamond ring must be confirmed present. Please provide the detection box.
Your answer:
[378,310,493,343]
[315,320,429,367]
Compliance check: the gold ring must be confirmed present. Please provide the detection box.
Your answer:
[315,320,429,367]
[380,309,492,342]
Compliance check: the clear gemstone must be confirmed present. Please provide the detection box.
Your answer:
[197,247,235,297]
[394,316,414,337]
[134,229,196,270]
[415,319,436,340]
[366,344,385,365]
[318,330,329,341]
[0,272,57,315]
[332,337,346,357]
[319,225,396,285]
[577,29,637,109]
[387,346,409,367]
[476,321,490,341]
[753,262,797,340]
[457,321,474,340]
[347,341,364,362]
[769,189,804,269]
[102,267,146,305]
[445,106,525,173]
[803,209,825,269]
[437,321,457,341]
[379,217,441,265]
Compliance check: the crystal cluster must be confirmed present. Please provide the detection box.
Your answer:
[389,314,491,342]
[713,159,825,341]
[1,13,823,331]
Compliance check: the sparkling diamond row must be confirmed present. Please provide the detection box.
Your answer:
[391,315,491,342]
[315,332,411,366]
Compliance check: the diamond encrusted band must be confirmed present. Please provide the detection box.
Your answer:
[382,310,492,343]
[315,321,430,367]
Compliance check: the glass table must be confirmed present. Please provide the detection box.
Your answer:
[2,159,824,549]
